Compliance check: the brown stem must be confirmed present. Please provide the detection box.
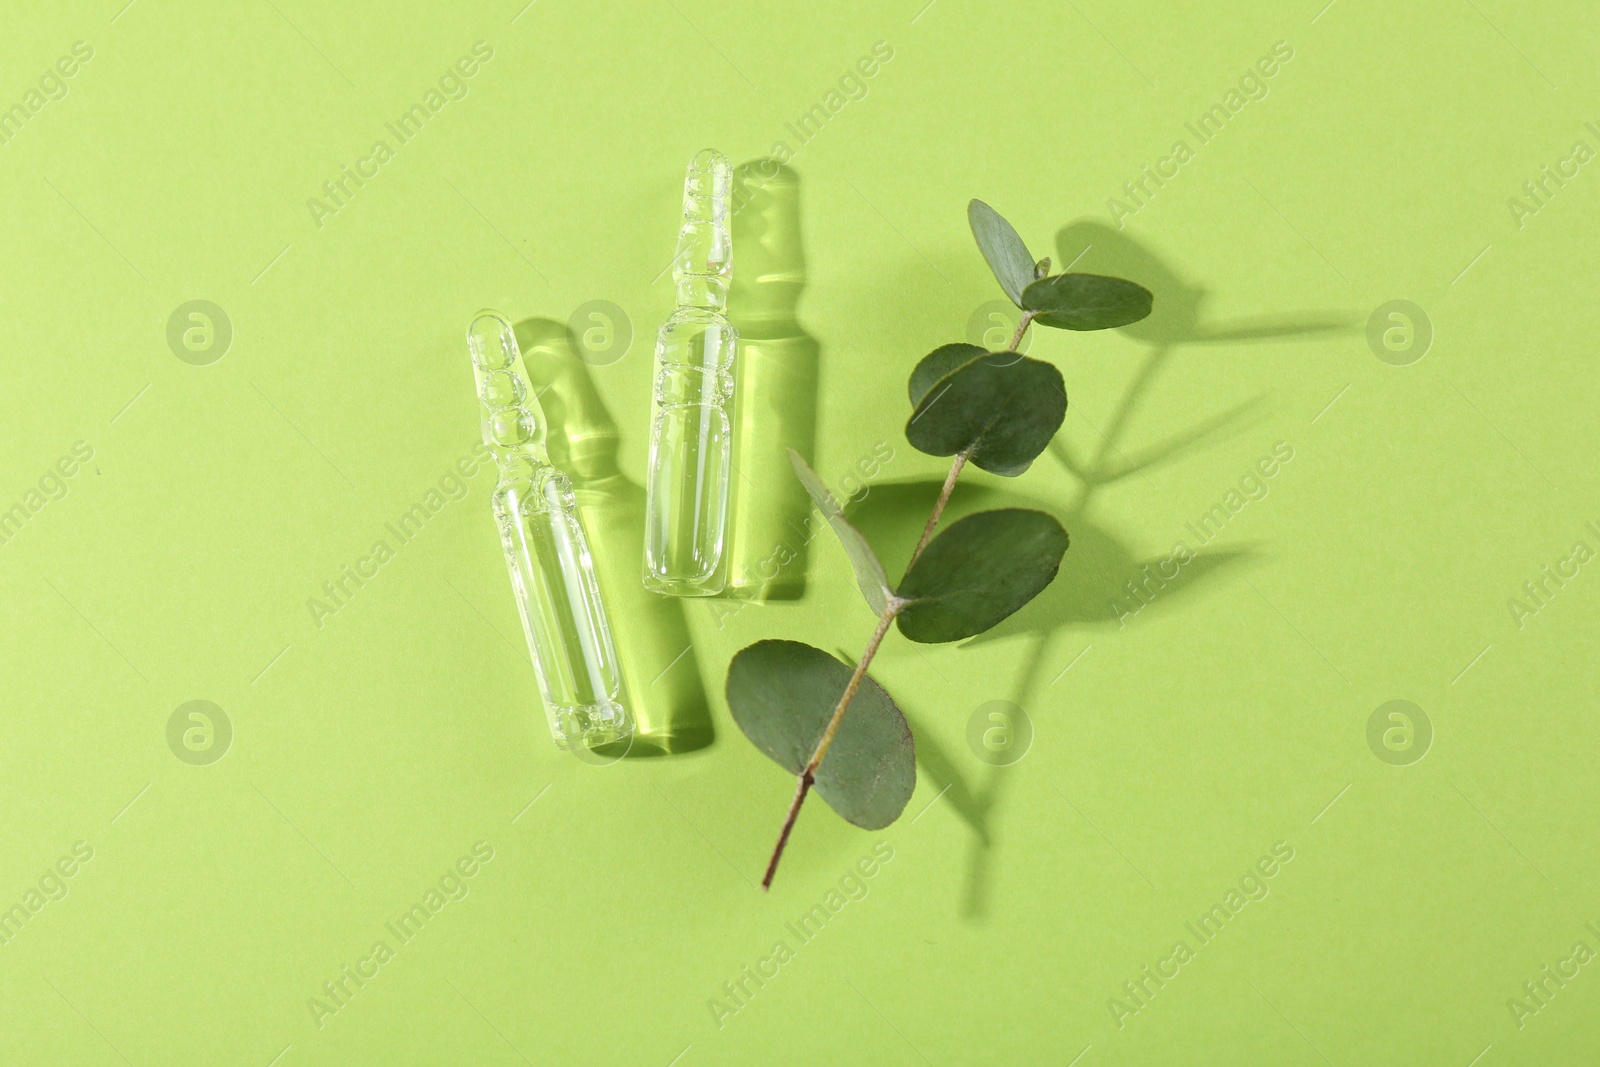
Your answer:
[905,450,970,572]
[805,609,897,775]
[762,772,812,889]
[761,606,900,890]
[761,439,980,888]
[1008,310,1038,352]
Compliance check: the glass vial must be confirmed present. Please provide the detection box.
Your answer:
[466,310,629,750]
[517,317,714,754]
[643,149,737,596]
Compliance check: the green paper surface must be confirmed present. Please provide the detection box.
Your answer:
[3,1,1598,1063]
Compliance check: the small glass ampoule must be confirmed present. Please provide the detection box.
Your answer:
[519,318,715,754]
[643,149,737,596]
[466,310,629,750]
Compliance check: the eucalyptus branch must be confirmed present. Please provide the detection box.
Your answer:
[764,439,987,888]
[763,605,900,889]
[729,198,1149,893]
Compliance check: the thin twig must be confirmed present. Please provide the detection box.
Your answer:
[804,609,898,775]
[762,772,813,888]
[762,606,899,889]
[1008,310,1038,352]
[906,450,970,571]
[762,312,1037,890]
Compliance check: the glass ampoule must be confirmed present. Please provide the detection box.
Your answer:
[466,310,629,750]
[643,149,737,596]
[518,317,714,754]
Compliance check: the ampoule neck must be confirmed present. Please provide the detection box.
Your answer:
[673,277,729,313]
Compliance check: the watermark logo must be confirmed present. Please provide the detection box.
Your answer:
[0,840,94,949]
[1366,300,1430,366]
[771,41,895,163]
[1108,840,1295,1028]
[1507,124,1600,230]
[707,841,894,1031]
[167,300,232,365]
[306,841,495,1030]
[966,700,1033,766]
[1106,40,1295,228]
[1366,699,1430,766]
[568,729,633,767]
[306,443,491,630]
[1506,930,1598,1030]
[0,440,94,549]
[1507,524,1598,629]
[567,299,632,366]
[167,700,232,765]
[966,300,1032,353]
[307,42,494,230]
[0,40,94,149]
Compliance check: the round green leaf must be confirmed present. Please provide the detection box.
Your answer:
[726,640,915,830]
[1021,273,1153,331]
[908,342,985,408]
[896,509,1068,643]
[968,199,1034,306]
[904,353,1066,476]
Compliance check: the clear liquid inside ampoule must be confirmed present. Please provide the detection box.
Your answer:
[494,461,626,748]
[643,309,734,595]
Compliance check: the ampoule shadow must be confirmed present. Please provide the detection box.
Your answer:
[514,317,713,756]
[722,159,820,603]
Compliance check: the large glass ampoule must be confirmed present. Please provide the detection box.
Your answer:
[466,310,629,750]
[643,149,737,596]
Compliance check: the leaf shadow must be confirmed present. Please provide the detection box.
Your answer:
[849,477,1250,920]
[900,704,1008,920]
[1055,219,1355,349]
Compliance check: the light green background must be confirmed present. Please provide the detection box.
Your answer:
[3,0,1598,1063]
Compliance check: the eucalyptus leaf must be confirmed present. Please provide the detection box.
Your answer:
[897,508,1068,643]
[726,640,916,830]
[904,353,1066,476]
[967,199,1034,306]
[788,450,891,613]
[907,342,985,408]
[1021,273,1153,331]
